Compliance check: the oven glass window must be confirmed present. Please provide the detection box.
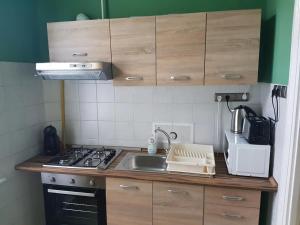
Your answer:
[44,185,106,225]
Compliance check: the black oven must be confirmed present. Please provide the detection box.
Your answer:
[42,173,106,225]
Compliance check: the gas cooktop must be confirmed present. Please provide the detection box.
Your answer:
[44,146,122,170]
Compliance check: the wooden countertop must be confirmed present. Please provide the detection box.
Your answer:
[15,150,278,192]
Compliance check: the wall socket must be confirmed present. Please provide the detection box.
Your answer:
[214,93,249,102]
[273,85,287,98]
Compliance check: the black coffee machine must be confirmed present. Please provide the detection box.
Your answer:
[43,126,60,155]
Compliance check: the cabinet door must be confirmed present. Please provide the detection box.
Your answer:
[156,13,206,85]
[153,182,204,225]
[205,10,261,85]
[47,19,111,62]
[110,17,156,86]
[106,178,153,225]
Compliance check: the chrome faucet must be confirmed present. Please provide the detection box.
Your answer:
[154,127,171,155]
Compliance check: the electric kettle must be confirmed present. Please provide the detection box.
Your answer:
[228,105,257,134]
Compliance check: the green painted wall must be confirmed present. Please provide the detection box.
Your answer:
[0,0,295,84]
[259,0,295,84]
[0,0,38,62]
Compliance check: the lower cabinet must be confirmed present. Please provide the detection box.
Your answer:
[153,182,204,225]
[106,178,261,225]
[204,187,261,225]
[106,178,153,225]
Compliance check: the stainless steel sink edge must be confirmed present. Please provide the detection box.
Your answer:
[115,152,167,173]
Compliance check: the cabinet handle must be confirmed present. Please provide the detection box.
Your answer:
[167,189,188,195]
[119,184,139,190]
[125,76,143,81]
[170,75,191,81]
[221,74,242,80]
[72,52,88,57]
[222,195,244,201]
[221,213,243,219]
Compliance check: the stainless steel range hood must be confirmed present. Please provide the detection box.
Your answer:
[35,62,112,80]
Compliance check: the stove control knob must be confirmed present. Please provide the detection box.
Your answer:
[70,179,76,184]
[89,179,95,186]
[50,177,56,183]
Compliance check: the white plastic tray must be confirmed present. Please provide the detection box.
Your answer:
[166,144,215,175]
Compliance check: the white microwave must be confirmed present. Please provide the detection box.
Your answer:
[223,130,271,178]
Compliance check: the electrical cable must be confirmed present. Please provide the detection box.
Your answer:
[226,96,231,112]
[271,91,280,123]
[216,96,222,150]
[276,95,279,121]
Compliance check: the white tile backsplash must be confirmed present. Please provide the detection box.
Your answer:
[97,83,115,102]
[65,102,80,121]
[64,81,263,150]
[133,104,153,122]
[80,121,99,144]
[98,103,115,121]
[80,102,98,121]
[79,83,97,102]
[114,86,134,103]
[115,103,133,122]
[65,81,79,102]
[171,104,194,123]
[0,62,45,225]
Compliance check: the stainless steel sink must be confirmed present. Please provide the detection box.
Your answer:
[115,153,167,172]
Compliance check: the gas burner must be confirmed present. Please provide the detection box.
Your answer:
[59,159,70,166]
[43,146,122,170]
[84,158,93,167]
[93,151,105,159]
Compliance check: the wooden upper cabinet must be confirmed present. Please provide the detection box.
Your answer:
[153,182,204,225]
[106,178,153,225]
[156,13,206,85]
[110,17,156,86]
[205,9,261,85]
[47,19,111,62]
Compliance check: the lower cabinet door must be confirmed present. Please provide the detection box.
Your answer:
[153,181,204,225]
[204,203,260,225]
[106,178,153,225]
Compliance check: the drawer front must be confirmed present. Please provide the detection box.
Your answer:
[205,187,261,208]
[48,19,111,62]
[204,203,260,225]
[106,178,152,225]
[153,182,204,225]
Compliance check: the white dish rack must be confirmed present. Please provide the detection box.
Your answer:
[166,144,216,175]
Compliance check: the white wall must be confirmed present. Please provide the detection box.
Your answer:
[60,80,262,151]
[0,62,45,225]
[260,83,288,225]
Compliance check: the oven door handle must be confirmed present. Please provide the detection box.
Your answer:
[47,189,96,197]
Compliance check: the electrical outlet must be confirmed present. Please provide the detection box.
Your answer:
[214,93,249,102]
[272,85,287,98]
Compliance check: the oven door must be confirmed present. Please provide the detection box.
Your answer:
[43,184,106,225]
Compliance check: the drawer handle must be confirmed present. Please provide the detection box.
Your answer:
[120,184,139,190]
[73,52,88,57]
[170,75,191,81]
[221,213,243,219]
[167,189,188,195]
[125,76,143,81]
[221,74,242,80]
[222,195,244,201]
